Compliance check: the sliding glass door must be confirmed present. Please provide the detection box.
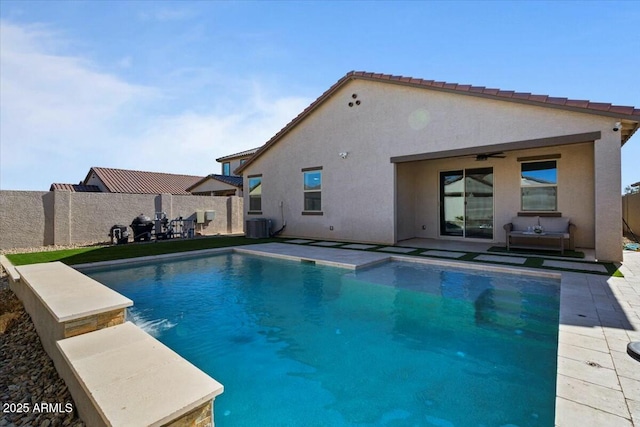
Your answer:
[440,168,494,239]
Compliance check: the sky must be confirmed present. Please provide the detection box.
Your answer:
[1,1,639,192]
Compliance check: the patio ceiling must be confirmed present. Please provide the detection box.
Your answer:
[390,131,601,163]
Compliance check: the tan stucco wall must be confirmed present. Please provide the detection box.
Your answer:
[84,172,108,191]
[222,156,250,175]
[167,194,243,235]
[242,79,622,260]
[593,135,622,261]
[0,191,243,250]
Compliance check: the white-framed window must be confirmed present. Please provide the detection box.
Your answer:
[302,167,322,212]
[248,175,262,212]
[521,160,557,211]
[222,162,231,176]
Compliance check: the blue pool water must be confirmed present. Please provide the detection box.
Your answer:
[85,253,560,427]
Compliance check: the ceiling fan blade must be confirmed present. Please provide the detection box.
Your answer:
[475,152,505,161]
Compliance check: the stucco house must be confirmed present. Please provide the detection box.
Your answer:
[236,71,640,262]
[187,147,260,196]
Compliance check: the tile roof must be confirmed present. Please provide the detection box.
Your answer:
[49,183,101,192]
[210,174,243,187]
[236,71,640,174]
[215,147,261,162]
[349,71,640,118]
[186,174,243,192]
[86,167,205,195]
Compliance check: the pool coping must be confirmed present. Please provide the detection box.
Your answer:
[3,244,639,425]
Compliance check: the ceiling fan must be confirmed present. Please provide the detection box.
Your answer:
[474,152,506,161]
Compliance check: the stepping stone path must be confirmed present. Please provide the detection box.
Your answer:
[420,250,467,259]
[377,246,416,254]
[475,254,528,265]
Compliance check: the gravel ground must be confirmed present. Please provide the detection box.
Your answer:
[0,274,84,427]
[0,243,107,257]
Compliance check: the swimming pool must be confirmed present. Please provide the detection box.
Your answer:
[86,252,560,426]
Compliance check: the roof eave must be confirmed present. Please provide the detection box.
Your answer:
[235,73,356,174]
[235,71,640,172]
[185,175,213,192]
[352,72,640,126]
[215,147,261,162]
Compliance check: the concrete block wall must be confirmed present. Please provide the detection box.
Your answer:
[0,191,52,249]
[623,192,640,239]
[167,194,244,235]
[0,190,244,250]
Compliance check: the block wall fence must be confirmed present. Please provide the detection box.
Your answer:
[0,190,243,250]
[623,191,640,240]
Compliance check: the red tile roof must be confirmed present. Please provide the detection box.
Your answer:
[85,167,205,195]
[236,71,640,174]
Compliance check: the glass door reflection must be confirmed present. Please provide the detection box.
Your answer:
[440,168,493,239]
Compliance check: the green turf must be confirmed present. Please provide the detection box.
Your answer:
[5,236,622,277]
[6,236,280,266]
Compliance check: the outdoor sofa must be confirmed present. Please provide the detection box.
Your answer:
[504,216,576,255]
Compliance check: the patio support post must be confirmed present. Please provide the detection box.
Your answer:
[593,132,623,262]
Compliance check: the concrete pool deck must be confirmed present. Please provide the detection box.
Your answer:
[238,242,640,426]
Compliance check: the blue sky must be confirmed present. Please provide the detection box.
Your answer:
[1,1,638,191]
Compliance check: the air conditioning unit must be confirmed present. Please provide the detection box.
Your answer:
[245,218,271,239]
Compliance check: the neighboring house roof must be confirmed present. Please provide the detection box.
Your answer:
[186,174,244,192]
[49,183,101,192]
[236,71,640,174]
[85,167,205,195]
[215,147,261,162]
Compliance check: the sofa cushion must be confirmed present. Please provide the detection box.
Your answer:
[539,216,570,233]
[511,216,539,232]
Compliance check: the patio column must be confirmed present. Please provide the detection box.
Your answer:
[594,132,622,262]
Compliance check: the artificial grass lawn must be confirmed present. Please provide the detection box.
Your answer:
[6,236,280,266]
[6,236,623,277]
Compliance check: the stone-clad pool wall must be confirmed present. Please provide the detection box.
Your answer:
[1,257,223,427]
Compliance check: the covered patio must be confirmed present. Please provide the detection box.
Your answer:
[393,132,612,260]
